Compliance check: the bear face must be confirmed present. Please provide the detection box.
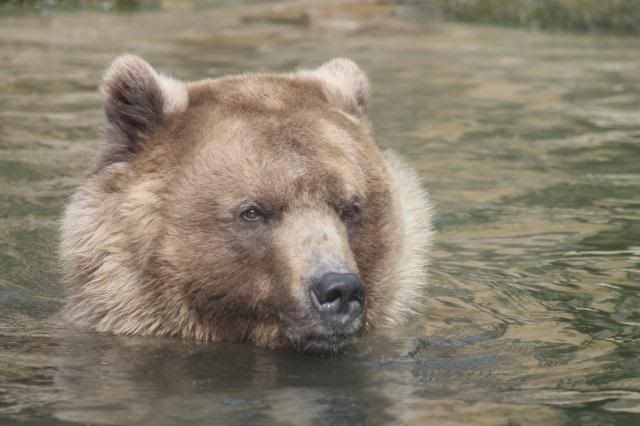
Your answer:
[60,56,433,354]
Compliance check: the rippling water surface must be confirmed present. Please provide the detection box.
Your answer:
[1,2,639,424]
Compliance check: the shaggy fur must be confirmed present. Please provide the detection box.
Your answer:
[60,56,433,352]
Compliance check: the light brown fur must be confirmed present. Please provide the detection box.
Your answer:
[60,56,433,352]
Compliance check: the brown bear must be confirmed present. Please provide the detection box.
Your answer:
[60,55,433,353]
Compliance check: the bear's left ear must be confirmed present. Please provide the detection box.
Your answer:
[99,55,188,166]
[306,58,370,118]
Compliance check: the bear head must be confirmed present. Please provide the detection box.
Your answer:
[60,56,432,353]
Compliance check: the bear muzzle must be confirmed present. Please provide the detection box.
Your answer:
[281,272,366,354]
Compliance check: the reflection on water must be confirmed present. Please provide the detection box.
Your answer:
[1,1,639,424]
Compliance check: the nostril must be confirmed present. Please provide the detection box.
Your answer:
[349,287,365,304]
[324,288,342,305]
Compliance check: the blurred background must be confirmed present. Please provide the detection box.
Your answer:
[1,1,640,425]
[3,0,640,34]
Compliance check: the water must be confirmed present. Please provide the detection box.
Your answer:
[1,2,640,424]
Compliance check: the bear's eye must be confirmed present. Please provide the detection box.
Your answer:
[341,203,362,222]
[240,206,264,222]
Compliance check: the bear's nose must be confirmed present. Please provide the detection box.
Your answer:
[310,272,365,325]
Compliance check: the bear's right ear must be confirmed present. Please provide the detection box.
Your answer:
[305,58,370,118]
[99,55,188,166]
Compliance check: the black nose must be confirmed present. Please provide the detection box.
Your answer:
[310,272,365,325]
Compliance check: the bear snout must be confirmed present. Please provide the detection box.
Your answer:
[310,272,366,330]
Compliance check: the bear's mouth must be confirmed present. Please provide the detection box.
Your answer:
[287,331,360,354]
[281,316,365,354]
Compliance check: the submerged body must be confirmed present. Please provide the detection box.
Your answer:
[60,56,432,353]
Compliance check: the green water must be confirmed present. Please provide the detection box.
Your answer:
[1,2,639,425]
